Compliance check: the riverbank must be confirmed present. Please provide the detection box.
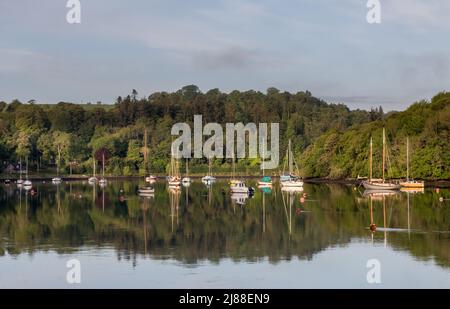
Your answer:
[1,174,450,187]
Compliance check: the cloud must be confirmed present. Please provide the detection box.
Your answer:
[383,0,450,30]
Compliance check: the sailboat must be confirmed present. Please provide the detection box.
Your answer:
[23,157,32,189]
[258,141,272,187]
[167,148,181,188]
[229,150,239,186]
[99,153,107,186]
[139,130,156,195]
[399,137,424,189]
[362,128,400,190]
[88,157,98,184]
[143,129,157,183]
[202,157,216,185]
[52,145,62,184]
[280,139,303,188]
[16,158,24,185]
[182,158,191,186]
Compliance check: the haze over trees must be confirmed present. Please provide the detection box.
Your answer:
[0,87,449,179]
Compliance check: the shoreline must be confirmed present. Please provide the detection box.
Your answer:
[1,175,450,187]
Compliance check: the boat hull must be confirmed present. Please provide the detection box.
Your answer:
[362,181,400,190]
[280,180,304,188]
[399,181,424,188]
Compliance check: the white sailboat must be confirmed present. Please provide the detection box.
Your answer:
[202,157,216,185]
[280,139,303,188]
[88,157,98,184]
[16,158,24,185]
[258,141,272,187]
[143,129,157,184]
[52,145,62,184]
[139,129,156,195]
[362,128,400,190]
[167,148,181,188]
[229,151,239,186]
[182,158,191,186]
[23,157,32,189]
[99,153,107,186]
[399,137,424,189]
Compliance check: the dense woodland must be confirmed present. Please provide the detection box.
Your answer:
[0,86,449,179]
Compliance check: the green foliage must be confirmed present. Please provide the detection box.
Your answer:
[300,93,450,179]
[1,89,449,178]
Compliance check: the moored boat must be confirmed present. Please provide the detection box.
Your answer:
[230,180,254,194]
[280,140,303,188]
[399,137,424,189]
[362,129,400,191]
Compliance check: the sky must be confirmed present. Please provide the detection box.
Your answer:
[0,0,449,111]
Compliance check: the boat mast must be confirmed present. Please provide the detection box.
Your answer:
[57,145,61,177]
[102,153,105,178]
[288,139,293,175]
[93,157,96,178]
[208,157,212,176]
[369,137,373,181]
[382,128,386,182]
[26,156,29,180]
[19,158,22,181]
[406,137,409,181]
[144,128,148,177]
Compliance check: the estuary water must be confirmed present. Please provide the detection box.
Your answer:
[0,179,449,288]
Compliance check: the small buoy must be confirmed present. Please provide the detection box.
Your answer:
[436,187,440,193]
[300,197,305,203]
[303,193,307,197]
[370,223,377,232]
[439,197,444,203]
[296,208,302,215]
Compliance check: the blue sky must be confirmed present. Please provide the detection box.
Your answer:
[0,0,449,111]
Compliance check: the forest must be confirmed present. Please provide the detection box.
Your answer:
[0,86,449,179]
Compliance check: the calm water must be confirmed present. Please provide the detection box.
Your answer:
[0,179,449,288]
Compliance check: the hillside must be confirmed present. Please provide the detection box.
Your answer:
[299,92,450,180]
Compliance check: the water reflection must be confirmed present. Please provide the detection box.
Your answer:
[0,180,449,269]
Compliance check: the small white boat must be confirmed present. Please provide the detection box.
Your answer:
[88,176,98,184]
[52,177,62,184]
[23,180,32,186]
[146,175,157,183]
[230,181,254,194]
[99,178,107,186]
[168,176,181,187]
[4,179,11,185]
[182,177,191,186]
[16,179,24,185]
[202,158,216,185]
